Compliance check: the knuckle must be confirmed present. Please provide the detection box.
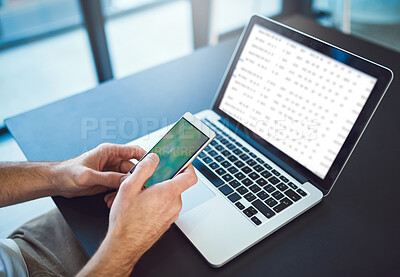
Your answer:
[76,169,91,184]
[191,172,198,184]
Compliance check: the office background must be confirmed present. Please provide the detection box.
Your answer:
[0,0,399,239]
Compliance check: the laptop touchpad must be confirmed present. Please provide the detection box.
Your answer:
[180,180,215,216]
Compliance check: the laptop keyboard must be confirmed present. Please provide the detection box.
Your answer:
[193,118,308,227]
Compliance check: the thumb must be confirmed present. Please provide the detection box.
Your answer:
[123,153,159,193]
[89,170,127,189]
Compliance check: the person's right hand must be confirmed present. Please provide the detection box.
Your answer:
[77,153,198,277]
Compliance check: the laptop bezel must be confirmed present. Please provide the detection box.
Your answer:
[211,15,393,195]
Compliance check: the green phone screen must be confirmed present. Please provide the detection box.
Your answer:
[131,117,208,188]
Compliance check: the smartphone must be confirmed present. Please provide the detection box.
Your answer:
[129,112,216,188]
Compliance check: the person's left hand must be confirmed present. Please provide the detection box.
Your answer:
[54,143,146,198]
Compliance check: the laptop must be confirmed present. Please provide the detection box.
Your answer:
[128,15,393,267]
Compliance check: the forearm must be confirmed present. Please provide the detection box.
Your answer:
[0,162,60,207]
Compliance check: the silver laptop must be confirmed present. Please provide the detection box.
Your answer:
[129,15,393,267]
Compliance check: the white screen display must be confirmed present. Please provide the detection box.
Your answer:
[219,24,377,179]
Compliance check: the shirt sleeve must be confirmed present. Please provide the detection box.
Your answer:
[0,239,28,277]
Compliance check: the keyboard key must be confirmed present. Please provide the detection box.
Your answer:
[249,172,260,180]
[216,168,226,175]
[227,143,236,150]
[249,152,257,158]
[297,188,307,197]
[209,150,218,157]
[219,185,233,196]
[236,186,248,195]
[235,141,242,147]
[243,208,254,217]
[271,169,281,176]
[228,166,238,174]
[221,150,231,157]
[233,148,243,155]
[220,139,229,145]
[205,146,212,152]
[241,166,252,174]
[248,206,258,215]
[235,202,245,210]
[264,163,272,170]
[202,156,212,164]
[221,161,231,168]
[229,180,240,188]
[228,136,235,142]
[280,176,289,183]
[285,189,302,202]
[244,193,256,202]
[228,155,238,162]
[246,159,257,167]
[228,192,241,202]
[253,199,275,219]
[215,155,224,162]
[254,165,264,172]
[234,172,246,180]
[251,216,262,226]
[242,147,250,152]
[272,191,284,200]
[216,134,223,140]
[209,162,219,169]
[256,158,264,164]
[261,170,272,178]
[243,209,253,217]
[239,153,250,160]
[215,144,224,151]
[234,160,245,168]
[199,152,206,158]
[276,183,288,192]
[265,197,278,207]
[268,176,280,185]
[193,159,224,187]
[241,178,253,186]
[210,140,218,146]
[288,182,298,190]
[264,184,276,193]
[256,191,269,200]
[222,174,233,182]
[273,197,293,213]
[249,184,261,193]
[256,178,267,186]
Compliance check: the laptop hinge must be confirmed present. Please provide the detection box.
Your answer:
[218,118,309,185]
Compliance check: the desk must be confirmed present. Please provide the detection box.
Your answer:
[6,15,400,276]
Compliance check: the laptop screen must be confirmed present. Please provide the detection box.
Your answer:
[218,24,377,179]
[213,16,392,194]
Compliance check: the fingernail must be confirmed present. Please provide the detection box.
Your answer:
[147,153,159,162]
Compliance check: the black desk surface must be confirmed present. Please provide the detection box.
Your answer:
[6,15,400,276]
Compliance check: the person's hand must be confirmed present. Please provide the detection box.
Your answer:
[54,143,146,198]
[77,153,198,276]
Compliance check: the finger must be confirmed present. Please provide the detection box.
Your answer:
[107,195,117,208]
[104,191,117,203]
[122,153,159,193]
[89,170,127,189]
[120,160,135,174]
[98,143,147,161]
[157,165,198,196]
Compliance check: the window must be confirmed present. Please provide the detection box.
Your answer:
[0,0,96,123]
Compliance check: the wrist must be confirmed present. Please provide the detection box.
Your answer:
[47,161,67,196]
[78,228,141,277]
[104,226,143,265]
